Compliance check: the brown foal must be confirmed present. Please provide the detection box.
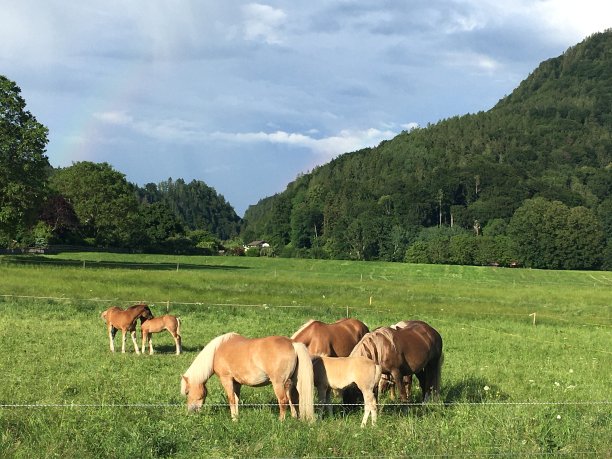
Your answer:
[141,315,182,355]
[101,303,154,354]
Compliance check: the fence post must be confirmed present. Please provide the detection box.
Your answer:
[529,312,536,326]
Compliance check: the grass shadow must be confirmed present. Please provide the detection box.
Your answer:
[443,377,510,404]
[150,344,201,354]
[1,255,250,271]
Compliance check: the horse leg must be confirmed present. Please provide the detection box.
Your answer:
[108,326,116,352]
[220,378,240,421]
[417,367,439,402]
[405,374,413,400]
[141,330,148,354]
[284,379,298,418]
[170,330,181,355]
[361,388,377,427]
[390,369,406,402]
[148,334,154,355]
[272,381,290,421]
[121,329,127,353]
[130,330,140,354]
[325,387,333,417]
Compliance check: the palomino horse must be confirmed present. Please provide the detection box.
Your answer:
[291,318,369,357]
[181,333,315,422]
[141,315,182,355]
[312,355,382,427]
[101,303,154,354]
[350,321,443,403]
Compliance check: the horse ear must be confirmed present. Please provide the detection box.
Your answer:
[181,375,190,395]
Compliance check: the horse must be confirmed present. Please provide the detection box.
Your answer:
[141,315,182,355]
[350,321,443,403]
[312,355,382,427]
[100,303,154,354]
[379,320,416,398]
[291,318,369,357]
[181,333,315,422]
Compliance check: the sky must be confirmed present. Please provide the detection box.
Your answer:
[1,1,610,216]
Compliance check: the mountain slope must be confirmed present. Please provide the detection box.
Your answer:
[242,30,612,263]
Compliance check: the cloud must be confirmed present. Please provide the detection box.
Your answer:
[94,110,412,161]
[211,127,402,160]
[242,3,287,44]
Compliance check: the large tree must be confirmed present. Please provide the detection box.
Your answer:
[0,76,50,243]
[50,161,140,246]
[507,197,605,269]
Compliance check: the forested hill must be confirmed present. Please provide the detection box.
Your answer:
[241,30,612,269]
[138,178,241,240]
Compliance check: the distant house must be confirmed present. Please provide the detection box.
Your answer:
[246,240,270,249]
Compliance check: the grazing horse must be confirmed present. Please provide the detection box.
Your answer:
[312,355,382,427]
[100,303,154,354]
[379,320,415,398]
[291,318,369,357]
[141,315,182,355]
[350,321,443,403]
[181,333,315,422]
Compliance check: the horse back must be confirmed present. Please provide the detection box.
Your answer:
[395,322,442,372]
[215,335,298,385]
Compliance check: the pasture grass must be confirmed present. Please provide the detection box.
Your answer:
[0,254,610,458]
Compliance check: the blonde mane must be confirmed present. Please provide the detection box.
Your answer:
[182,332,238,388]
[290,319,316,340]
[391,320,410,330]
[350,327,397,360]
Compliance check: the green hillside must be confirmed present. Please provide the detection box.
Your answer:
[242,30,612,269]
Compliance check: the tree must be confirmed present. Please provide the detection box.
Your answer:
[139,202,185,249]
[508,197,604,269]
[50,162,140,246]
[0,76,50,244]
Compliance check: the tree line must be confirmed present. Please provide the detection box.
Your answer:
[1,75,241,254]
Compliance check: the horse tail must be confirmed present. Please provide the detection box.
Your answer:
[429,349,444,401]
[435,350,444,393]
[374,363,383,397]
[176,317,182,337]
[292,342,315,422]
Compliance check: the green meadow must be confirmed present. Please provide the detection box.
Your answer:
[0,254,610,458]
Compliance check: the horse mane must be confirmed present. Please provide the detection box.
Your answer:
[183,332,238,388]
[391,320,410,330]
[290,319,316,340]
[350,327,397,361]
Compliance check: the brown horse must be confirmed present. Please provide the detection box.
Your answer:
[350,321,443,402]
[141,315,182,355]
[379,320,416,398]
[312,355,382,427]
[181,333,315,422]
[100,303,154,354]
[291,318,369,357]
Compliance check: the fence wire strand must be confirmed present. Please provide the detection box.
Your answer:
[1,400,610,409]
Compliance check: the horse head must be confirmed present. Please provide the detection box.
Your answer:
[181,375,207,412]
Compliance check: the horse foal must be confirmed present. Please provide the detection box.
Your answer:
[101,304,154,354]
[312,355,382,427]
[141,315,182,355]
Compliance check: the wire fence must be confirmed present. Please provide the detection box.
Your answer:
[1,293,610,323]
[1,400,610,409]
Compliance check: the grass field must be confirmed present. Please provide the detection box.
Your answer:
[0,253,610,458]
